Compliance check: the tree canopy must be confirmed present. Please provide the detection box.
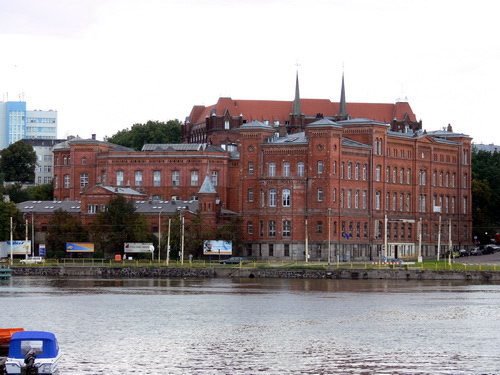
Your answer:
[0,200,24,241]
[0,141,37,183]
[105,120,182,150]
[472,148,500,240]
[45,209,88,258]
[90,195,154,258]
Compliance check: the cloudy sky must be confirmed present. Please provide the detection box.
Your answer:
[1,0,499,144]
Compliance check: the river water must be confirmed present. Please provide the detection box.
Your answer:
[1,277,499,374]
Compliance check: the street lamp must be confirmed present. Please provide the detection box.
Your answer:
[327,208,332,266]
[158,209,163,263]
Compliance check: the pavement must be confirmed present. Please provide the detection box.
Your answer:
[456,252,500,264]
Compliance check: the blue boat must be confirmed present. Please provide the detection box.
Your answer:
[5,331,61,374]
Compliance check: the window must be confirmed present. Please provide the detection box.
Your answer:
[269,243,274,256]
[406,193,411,212]
[399,169,404,184]
[419,194,426,213]
[283,162,291,177]
[340,162,345,179]
[463,196,468,214]
[439,171,443,187]
[54,175,58,189]
[333,188,337,203]
[432,171,437,186]
[392,168,397,183]
[190,171,198,186]
[406,169,411,184]
[340,189,344,208]
[297,162,305,177]
[81,157,87,165]
[269,189,277,207]
[211,171,218,186]
[399,193,404,211]
[224,120,230,130]
[284,244,290,257]
[268,220,276,237]
[64,174,70,188]
[88,204,98,214]
[347,190,352,208]
[134,171,142,186]
[259,220,264,237]
[362,191,367,209]
[355,163,360,180]
[375,166,381,182]
[282,189,291,207]
[362,164,367,180]
[385,166,390,183]
[419,170,426,186]
[445,172,449,187]
[354,190,359,209]
[392,193,397,211]
[317,160,324,175]
[172,171,180,186]
[451,173,456,187]
[347,162,352,179]
[247,221,253,234]
[333,161,337,175]
[317,188,324,202]
[463,173,467,188]
[248,161,254,175]
[451,196,455,213]
[316,221,323,233]
[247,188,254,202]
[283,220,291,237]
[153,170,161,187]
[268,163,276,177]
[80,173,89,188]
[375,191,381,210]
[385,192,390,210]
[116,171,124,186]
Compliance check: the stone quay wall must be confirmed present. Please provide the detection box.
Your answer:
[11,266,500,281]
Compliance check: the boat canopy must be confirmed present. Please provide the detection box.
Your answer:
[8,331,60,359]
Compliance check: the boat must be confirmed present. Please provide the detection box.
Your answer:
[5,331,61,374]
[0,328,23,357]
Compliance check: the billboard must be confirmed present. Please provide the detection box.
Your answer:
[66,242,95,253]
[124,243,154,253]
[0,241,31,256]
[203,240,232,255]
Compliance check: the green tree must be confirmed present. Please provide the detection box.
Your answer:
[3,183,31,203]
[0,200,25,241]
[25,184,54,201]
[90,196,154,258]
[0,141,37,183]
[105,120,182,150]
[45,209,88,258]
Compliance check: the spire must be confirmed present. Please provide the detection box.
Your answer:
[292,71,301,116]
[339,72,347,117]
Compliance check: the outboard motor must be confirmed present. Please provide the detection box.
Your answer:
[23,350,38,375]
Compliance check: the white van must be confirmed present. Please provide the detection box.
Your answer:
[20,256,45,264]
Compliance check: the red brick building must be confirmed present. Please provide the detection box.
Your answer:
[51,74,473,261]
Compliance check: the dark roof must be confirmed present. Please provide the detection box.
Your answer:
[17,200,81,213]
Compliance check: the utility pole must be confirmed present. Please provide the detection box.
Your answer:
[384,214,388,259]
[327,208,332,266]
[166,218,171,266]
[10,217,13,265]
[305,218,309,263]
[437,214,442,261]
[418,217,423,263]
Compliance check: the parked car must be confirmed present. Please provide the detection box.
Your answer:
[219,257,247,265]
[444,250,460,259]
[19,256,44,264]
[470,247,483,256]
[459,249,469,257]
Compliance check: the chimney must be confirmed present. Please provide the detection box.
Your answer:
[91,134,96,140]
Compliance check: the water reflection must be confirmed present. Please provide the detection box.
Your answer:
[1,277,500,374]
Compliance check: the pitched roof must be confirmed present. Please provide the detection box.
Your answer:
[187,98,417,125]
[199,175,217,194]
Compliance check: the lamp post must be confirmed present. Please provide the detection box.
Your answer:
[158,209,163,263]
[418,217,423,263]
[166,218,171,266]
[327,208,332,266]
[437,214,442,261]
[31,211,34,257]
[180,210,185,265]
[10,216,13,265]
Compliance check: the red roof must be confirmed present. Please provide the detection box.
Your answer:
[188,98,417,125]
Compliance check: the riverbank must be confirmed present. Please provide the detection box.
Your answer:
[10,265,500,281]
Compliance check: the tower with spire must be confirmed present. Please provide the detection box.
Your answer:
[289,70,305,133]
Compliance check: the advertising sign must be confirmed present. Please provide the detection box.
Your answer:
[66,242,95,253]
[124,243,154,253]
[0,241,31,255]
[203,240,232,255]
[39,244,46,257]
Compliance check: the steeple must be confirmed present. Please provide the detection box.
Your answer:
[292,71,301,116]
[339,72,347,118]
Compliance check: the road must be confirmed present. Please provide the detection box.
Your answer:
[456,252,500,264]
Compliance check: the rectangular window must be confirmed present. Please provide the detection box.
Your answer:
[268,221,276,237]
[259,220,264,237]
[268,163,276,177]
[190,170,198,186]
[247,188,254,202]
[375,191,381,210]
[317,188,324,202]
[269,189,277,207]
[282,189,291,207]
[284,244,290,257]
[362,191,367,210]
[283,220,291,237]
[317,161,324,175]
[211,171,218,186]
[248,162,254,176]
[247,221,253,235]
[297,162,305,177]
[134,171,143,186]
[64,174,70,188]
[116,171,124,186]
[283,162,291,177]
[269,243,274,257]
[172,171,180,186]
[316,221,323,233]
[153,170,161,187]
[88,204,98,214]
[80,173,89,188]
